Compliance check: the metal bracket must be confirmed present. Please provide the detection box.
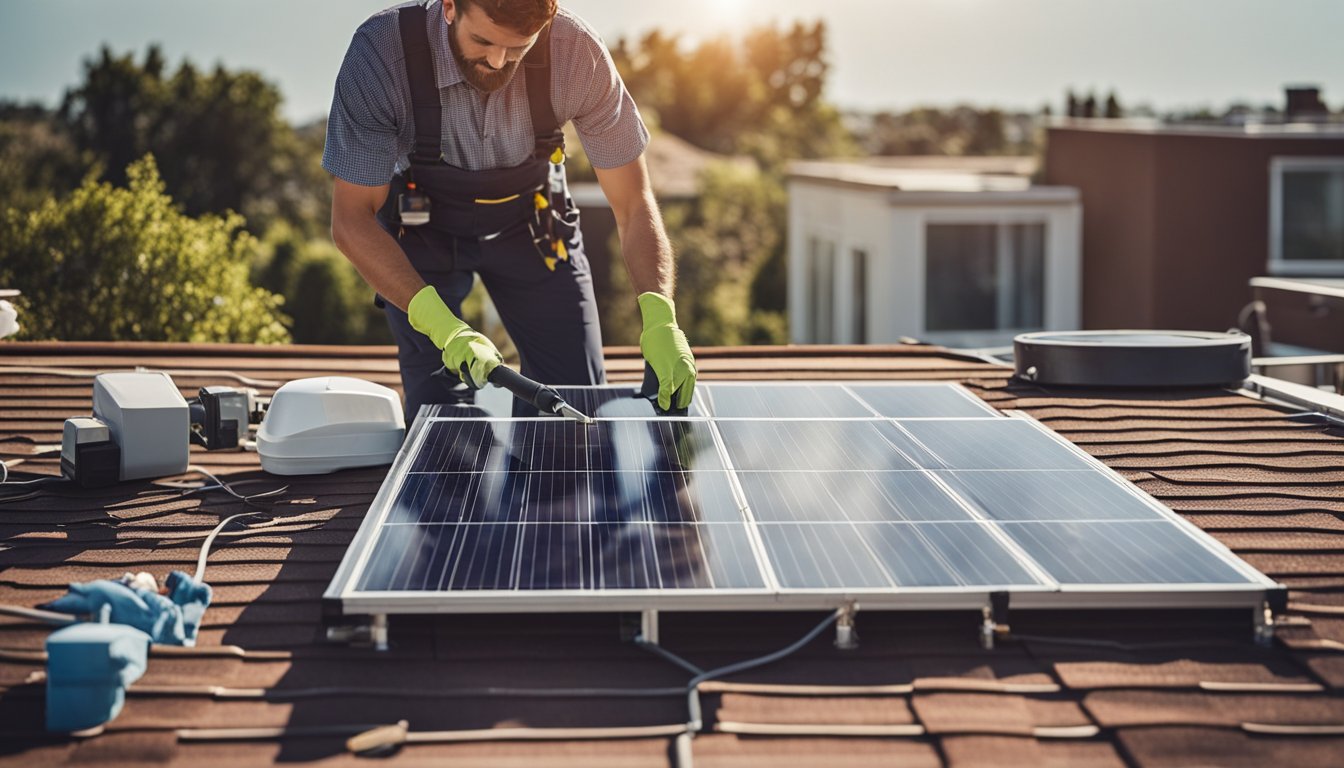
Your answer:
[641,609,660,646]
[371,614,389,652]
[323,614,389,651]
[834,602,859,650]
[980,592,1011,650]
[1255,588,1289,647]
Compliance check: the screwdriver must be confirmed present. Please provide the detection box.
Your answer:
[433,365,593,424]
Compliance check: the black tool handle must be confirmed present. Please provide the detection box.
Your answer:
[640,362,689,417]
[487,365,561,413]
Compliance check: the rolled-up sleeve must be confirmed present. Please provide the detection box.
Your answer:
[558,18,649,169]
[322,25,404,187]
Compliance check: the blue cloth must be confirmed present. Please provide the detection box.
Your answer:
[164,570,212,644]
[41,570,212,647]
[46,623,150,732]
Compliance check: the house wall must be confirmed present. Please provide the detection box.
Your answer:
[1045,127,1344,331]
[787,180,891,343]
[1043,129,1159,329]
[789,179,1081,347]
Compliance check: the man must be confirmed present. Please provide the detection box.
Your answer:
[323,0,695,418]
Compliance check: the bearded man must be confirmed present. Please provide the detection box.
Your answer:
[323,0,696,418]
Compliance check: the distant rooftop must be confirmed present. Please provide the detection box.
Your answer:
[1048,115,1344,139]
[788,156,1078,203]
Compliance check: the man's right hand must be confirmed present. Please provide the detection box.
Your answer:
[407,285,502,389]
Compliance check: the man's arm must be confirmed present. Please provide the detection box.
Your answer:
[594,153,695,410]
[594,155,673,298]
[330,178,426,312]
[330,178,502,387]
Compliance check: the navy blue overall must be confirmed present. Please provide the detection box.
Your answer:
[377,5,605,419]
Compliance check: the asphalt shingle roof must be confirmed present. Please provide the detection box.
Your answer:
[2,341,1342,766]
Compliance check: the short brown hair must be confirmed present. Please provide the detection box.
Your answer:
[456,0,557,36]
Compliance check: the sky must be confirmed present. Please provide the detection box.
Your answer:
[0,0,1340,125]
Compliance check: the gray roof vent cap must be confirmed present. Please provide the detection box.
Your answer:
[1013,330,1252,387]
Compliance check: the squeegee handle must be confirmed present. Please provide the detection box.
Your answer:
[487,365,562,413]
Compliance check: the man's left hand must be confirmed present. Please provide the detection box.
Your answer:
[637,292,696,411]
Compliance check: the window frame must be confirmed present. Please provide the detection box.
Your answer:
[921,214,1051,340]
[1269,156,1344,277]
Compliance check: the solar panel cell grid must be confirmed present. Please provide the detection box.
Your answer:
[1001,521,1252,584]
[848,384,999,418]
[735,471,974,523]
[938,470,1168,523]
[337,383,1270,608]
[356,522,766,591]
[716,421,920,471]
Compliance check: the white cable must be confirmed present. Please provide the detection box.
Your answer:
[0,364,279,388]
[181,466,289,582]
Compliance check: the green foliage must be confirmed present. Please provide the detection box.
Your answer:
[59,46,329,235]
[612,22,855,169]
[0,103,92,213]
[0,155,290,343]
[601,162,788,347]
[252,223,392,345]
[859,106,1035,156]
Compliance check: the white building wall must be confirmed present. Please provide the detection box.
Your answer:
[789,178,1082,348]
[787,180,890,344]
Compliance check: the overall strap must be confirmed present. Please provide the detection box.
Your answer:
[399,3,441,164]
[523,21,564,160]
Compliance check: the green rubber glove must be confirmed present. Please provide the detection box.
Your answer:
[407,285,502,389]
[637,292,697,411]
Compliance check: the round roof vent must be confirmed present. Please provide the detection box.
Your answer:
[1013,330,1252,387]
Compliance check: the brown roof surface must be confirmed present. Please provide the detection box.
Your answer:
[2,341,1343,767]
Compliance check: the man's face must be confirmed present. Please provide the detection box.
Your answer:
[444,1,539,93]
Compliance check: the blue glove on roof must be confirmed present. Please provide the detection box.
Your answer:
[41,570,212,647]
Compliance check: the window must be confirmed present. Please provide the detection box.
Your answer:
[925,222,1045,332]
[851,249,868,344]
[1271,157,1344,275]
[809,237,835,342]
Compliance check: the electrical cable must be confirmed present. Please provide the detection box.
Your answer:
[0,461,63,488]
[682,609,842,734]
[339,609,844,758]
[634,636,705,676]
[0,364,279,388]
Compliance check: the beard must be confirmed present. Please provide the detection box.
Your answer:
[447,23,521,93]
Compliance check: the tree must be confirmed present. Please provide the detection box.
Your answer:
[601,162,786,347]
[1104,91,1124,119]
[252,223,392,345]
[0,155,290,343]
[611,22,854,168]
[0,103,92,214]
[59,46,329,236]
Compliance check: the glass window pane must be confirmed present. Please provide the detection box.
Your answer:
[926,224,998,331]
[1008,223,1045,329]
[811,238,835,342]
[1283,169,1344,262]
[926,223,1047,332]
[852,248,868,344]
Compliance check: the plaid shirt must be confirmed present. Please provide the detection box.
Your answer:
[323,1,649,186]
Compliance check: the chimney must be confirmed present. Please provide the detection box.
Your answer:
[1284,85,1328,122]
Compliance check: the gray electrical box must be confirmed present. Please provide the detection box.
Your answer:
[92,372,189,480]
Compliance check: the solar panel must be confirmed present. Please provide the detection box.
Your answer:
[327,382,1276,620]
[848,384,1000,418]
